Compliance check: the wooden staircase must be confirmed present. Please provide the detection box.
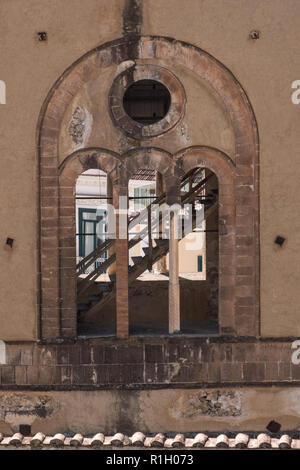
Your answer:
[76,170,218,323]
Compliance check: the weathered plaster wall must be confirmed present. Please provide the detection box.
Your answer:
[1,387,300,434]
[0,0,299,339]
[59,60,235,162]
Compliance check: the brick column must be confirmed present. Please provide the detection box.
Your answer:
[155,172,168,274]
[166,176,181,334]
[59,170,77,339]
[39,129,61,340]
[112,176,129,339]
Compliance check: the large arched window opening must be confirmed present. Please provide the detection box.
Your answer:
[127,169,168,335]
[75,169,116,337]
[38,36,259,341]
[178,168,219,334]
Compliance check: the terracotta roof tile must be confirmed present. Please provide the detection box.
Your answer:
[31,432,45,447]
[110,433,126,447]
[131,432,145,446]
[90,432,104,446]
[257,433,271,449]
[235,433,249,448]
[150,433,165,447]
[10,433,23,447]
[70,433,83,447]
[216,434,229,448]
[172,433,185,448]
[279,434,292,449]
[1,437,12,446]
[192,433,208,447]
[49,433,65,447]
[0,432,299,449]
[82,437,92,447]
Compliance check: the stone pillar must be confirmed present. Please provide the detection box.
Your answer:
[112,173,129,339]
[107,175,116,276]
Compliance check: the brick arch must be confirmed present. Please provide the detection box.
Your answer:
[38,35,258,340]
[57,148,122,339]
[59,148,121,177]
[175,146,239,335]
[122,146,174,180]
[174,146,236,180]
[122,147,184,208]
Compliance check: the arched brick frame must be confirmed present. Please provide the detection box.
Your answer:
[175,146,240,335]
[37,35,259,340]
[122,147,182,205]
[39,147,121,339]
[122,147,175,180]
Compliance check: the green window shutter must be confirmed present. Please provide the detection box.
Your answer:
[197,255,203,272]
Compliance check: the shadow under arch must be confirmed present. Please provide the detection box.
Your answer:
[122,146,176,182]
[59,147,122,177]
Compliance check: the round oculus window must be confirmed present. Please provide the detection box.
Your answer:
[109,64,186,139]
[123,79,171,125]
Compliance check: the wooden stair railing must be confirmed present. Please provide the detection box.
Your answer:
[76,167,204,276]
[78,192,218,321]
[77,172,213,295]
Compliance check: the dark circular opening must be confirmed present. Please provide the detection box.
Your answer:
[123,79,171,125]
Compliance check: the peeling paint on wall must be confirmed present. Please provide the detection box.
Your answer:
[0,394,59,431]
[177,122,190,144]
[171,390,242,419]
[69,106,93,149]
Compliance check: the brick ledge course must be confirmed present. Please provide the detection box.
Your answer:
[0,338,298,387]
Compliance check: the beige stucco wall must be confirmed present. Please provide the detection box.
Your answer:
[0,0,299,339]
[0,0,123,340]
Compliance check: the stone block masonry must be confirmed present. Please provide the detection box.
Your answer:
[0,337,298,389]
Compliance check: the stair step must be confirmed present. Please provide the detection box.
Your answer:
[154,238,168,245]
[77,192,217,317]
[98,283,112,292]
[128,265,136,272]
[87,294,102,302]
[77,302,89,312]
[131,256,144,264]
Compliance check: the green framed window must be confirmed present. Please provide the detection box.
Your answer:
[78,208,107,259]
